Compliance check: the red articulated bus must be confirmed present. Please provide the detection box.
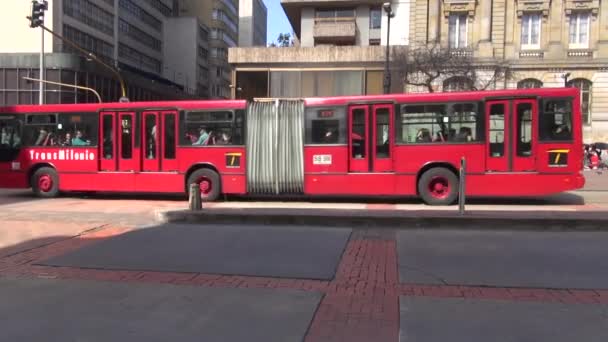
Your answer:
[0,87,584,205]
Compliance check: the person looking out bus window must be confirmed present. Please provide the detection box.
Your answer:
[72,130,90,146]
[62,133,72,146]
[35,128,48,146]
[193,127,209,145]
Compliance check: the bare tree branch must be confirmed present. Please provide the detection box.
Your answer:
[391,41,513,93]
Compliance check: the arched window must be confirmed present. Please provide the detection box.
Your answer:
[443,77,474,92]
[568,78,592,125]
[517,78,543,89]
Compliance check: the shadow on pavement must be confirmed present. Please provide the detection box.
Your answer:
[1,188,589,206]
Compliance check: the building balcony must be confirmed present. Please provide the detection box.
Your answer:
[568,49,593,58]
[313,17,356,45]
[228,45,401,66]
[449,48,473,58]
[519,50,544,58]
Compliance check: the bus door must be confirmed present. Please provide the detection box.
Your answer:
[348,104,394,173]
[485,100,537,172]
[99,111,136,172]
[141,111,178,172]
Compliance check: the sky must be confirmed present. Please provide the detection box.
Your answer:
[263,0,292,45]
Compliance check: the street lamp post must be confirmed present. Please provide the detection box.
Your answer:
[383,2,394,94]
[563,72,571,87]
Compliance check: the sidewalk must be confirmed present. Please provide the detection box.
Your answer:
[158,200,608,230]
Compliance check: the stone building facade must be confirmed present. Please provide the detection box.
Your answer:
[409,0,608,142]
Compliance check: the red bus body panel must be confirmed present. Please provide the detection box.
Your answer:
[0,89,585,199]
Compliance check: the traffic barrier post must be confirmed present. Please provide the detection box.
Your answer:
[459,157,466,215]
[189,183,202,211]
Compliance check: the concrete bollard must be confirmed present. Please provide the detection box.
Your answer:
[189,183,202,211]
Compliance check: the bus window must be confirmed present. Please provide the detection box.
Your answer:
[182,110,241,146]
[375,107,390,158]
[121,116,133,159]
[450,103,480,142]
[305,106,346,144]
[540,99,573,141]
[23,114,58,146]
[164,114,176,159]
[58,114,97,147]
[397,104,445,143]
[102,115,113,159]
[489,104,505,157]
[516,103,533,156]
[352,108,366,158]
[145,115,157,158]
[0,115,22,162]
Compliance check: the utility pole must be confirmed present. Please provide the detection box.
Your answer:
[28,0,48,104]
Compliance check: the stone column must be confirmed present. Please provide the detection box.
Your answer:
[598,0,608,57]
[428,0,441,43]
[477,0,494,57]
[545,0,565,58]
[480,0,492,42]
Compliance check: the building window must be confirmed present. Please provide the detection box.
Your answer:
[370,7,381,29]
[448,13,467,48]
[517,78,543,89]
[119,0,162,32]
[315,8,355,21]
[443,77,473,92]
[568,78,592,125]
[521,13,541,49]
[63,0,114,36]
[569,12,590,49]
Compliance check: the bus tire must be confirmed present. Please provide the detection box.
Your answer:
[418,167,458,205]
[187,169,221,202]
[31,167,60,198]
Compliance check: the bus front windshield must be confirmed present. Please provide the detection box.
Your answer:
[0,114,22,161]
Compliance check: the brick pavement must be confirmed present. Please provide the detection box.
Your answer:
[1,225,607,342]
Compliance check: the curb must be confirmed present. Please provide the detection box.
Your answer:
[156,208,608,231]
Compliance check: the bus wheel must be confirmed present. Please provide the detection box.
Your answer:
[31,167,59,198]
[418,167,458,205]
[187,169,221,202]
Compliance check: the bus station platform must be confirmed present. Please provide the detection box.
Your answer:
[157,199,608,231]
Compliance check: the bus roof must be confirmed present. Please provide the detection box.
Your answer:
[0,99,248,113]
[303,87,579,106]
[0,87,578,113]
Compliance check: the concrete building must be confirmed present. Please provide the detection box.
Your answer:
[229,0,411,100]
[239,0,267,47]
[164,17,210,98]
[408,0,608,142]
[0,0,191,105]
[178,0,239,99]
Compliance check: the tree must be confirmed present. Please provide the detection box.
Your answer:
[391,42,512,93]
[268,32,294,47]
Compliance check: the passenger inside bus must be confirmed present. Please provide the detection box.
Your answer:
[553,124,571,140]
[0,127,20,148]
[455,127,472,142]
[321,129,338,144]
[415,128,432,142]
[192,127,210,145]
[71,130,91,146]
[214,132,231,145]
[62,133,72,146]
